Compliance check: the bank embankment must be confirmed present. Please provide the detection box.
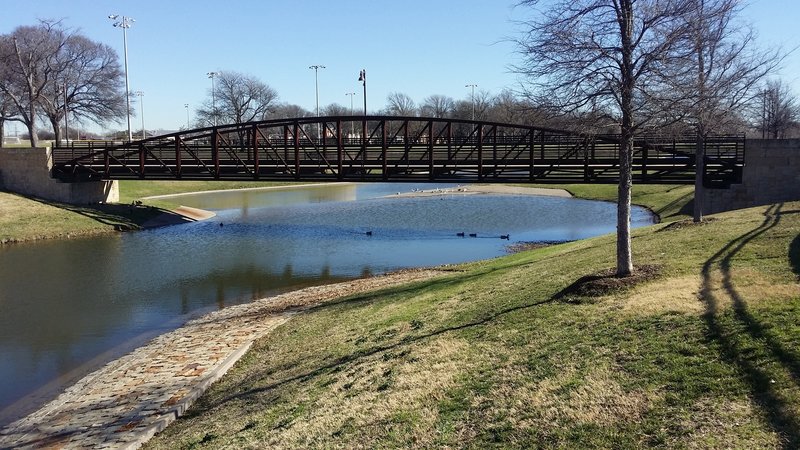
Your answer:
[0,269,450,449]
[143,201,800,449]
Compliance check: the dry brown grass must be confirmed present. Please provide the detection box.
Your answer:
[244,337,470,449]
[678,398,783,449]
[489,364,656,432]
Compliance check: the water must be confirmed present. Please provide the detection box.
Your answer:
[0,183,654,425]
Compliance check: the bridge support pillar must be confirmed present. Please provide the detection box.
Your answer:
[0,147,118,204]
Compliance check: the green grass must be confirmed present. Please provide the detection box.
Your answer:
[0,191,162,243]
[522,183,695,221]
[145,201,800,449]
[118,180,302,204]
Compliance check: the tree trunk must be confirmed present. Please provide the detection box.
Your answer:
[50,116,62,147]
[617,131,634,277]
[693,134,705,222]
[616,0,635,277]
[27,102,38,148]
[0,120,5,148]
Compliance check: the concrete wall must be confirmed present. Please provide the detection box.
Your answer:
[702,139,800,214]
[0,147,119,204]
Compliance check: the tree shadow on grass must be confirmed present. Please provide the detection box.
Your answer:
[790,233,800,280]
[701,203,800,449]
[653,189,694,220]
[22,194,168,231]
[193,259,657,417]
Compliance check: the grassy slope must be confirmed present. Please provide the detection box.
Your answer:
[0,181,301,243]
[146,199,800,448]
[0,191,161,243]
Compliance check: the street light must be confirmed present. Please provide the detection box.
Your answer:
[345,92,356,137]
[133,91,145,139]
[207,71,218,127]
[309,65,325,141]
[358,69,367,115]
[184,103,190,129]
[109,14,135,141]
[62,82,69,144]
[465,84,477,121]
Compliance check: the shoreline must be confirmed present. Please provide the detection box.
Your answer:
[0,268,453,448]
[141,183,573,229]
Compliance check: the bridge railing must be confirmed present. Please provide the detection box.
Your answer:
[50,116,745,186]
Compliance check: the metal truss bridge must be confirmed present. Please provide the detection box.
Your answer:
[51,116,745,187]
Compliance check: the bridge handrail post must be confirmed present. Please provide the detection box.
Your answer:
[293,121,300,180]
[175,136,182,179]
[212,129,220,179]
[477,124,484,181]
[252,124,259,179]
[428,120,435,181]
[382,120,388,181]
[336,119,343,180]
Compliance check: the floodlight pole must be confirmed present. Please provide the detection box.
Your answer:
[109,14,135,141]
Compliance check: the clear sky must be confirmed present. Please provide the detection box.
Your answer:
[2,0,799,134]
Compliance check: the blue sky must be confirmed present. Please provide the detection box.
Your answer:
[2,0,799,134]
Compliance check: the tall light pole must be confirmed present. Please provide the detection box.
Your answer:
[358,69,367,115]
[345,92,356,137]
[207,72,218,127]
[309,65,325,140]
[465,84,477,121]
[133,91,145,139]
[109,14,135,141]
[63,82,69,143]
[184,103,190,129]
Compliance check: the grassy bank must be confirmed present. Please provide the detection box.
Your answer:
[146,201,800,448]
[0,181,300,244]
[0,191,162,243]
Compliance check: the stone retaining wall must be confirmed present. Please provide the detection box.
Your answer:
[0,147,118,204]
[702,139,800,214]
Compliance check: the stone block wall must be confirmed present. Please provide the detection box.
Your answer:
[0,147,119,204]
[702,139,800,214]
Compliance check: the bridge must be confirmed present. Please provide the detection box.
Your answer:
[51,116,745,187]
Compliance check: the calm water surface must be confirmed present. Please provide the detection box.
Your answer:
[0,183,654,425]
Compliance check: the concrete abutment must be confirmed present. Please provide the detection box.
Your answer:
[0,147,118,204]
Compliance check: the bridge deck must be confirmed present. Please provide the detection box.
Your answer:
[51,116,745,187]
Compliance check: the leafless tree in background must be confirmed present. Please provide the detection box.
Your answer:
[0,21,126,147]
[675,0,781,222]
[40,34,126,146]
[514,0,693,276]
[195,70,278,126]
[384,92,417,116]
[420,94,455,118]
[0,21,67,147]
[755,79,799,139]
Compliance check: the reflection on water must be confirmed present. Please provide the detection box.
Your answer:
[0,183,653,425]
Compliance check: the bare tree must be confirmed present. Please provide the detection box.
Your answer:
[270,103,311,120]
[674,0,781,222]
[420,94,455,118]
[515,0,693,276]
[0,91,19,147]
[38,34,126,146]
[385,92,417,116]
[754,79,799,139]
[195,70,278,126]
[0,21,68,147]
[322,103,349,116]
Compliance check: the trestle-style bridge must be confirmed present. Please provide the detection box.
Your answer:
[51,116,745,187]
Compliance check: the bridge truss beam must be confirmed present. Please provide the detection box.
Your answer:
[51,116,745,187]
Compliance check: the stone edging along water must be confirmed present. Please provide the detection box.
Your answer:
[0,269,448,449]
